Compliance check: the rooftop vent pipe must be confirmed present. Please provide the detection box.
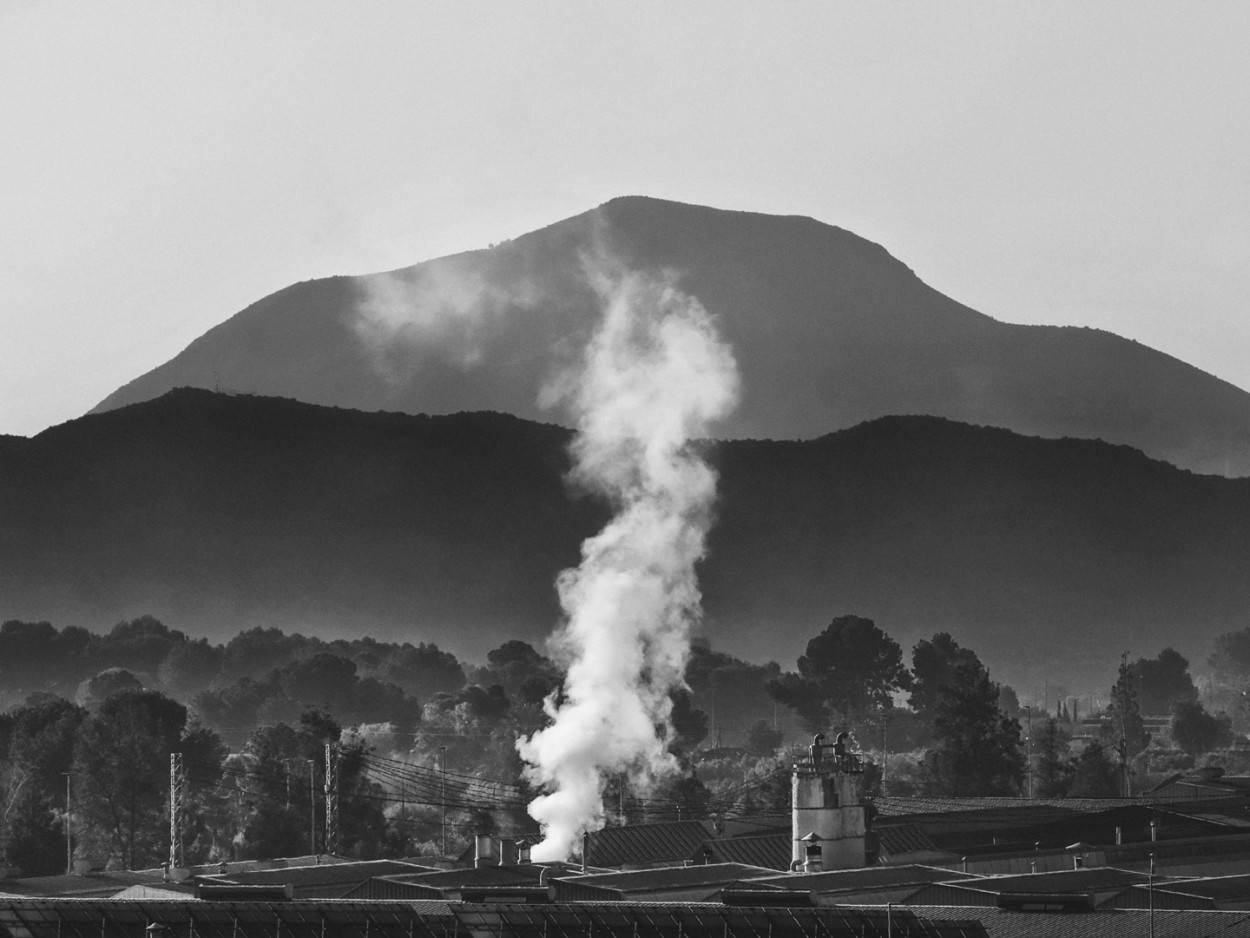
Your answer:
[474,834,498,869]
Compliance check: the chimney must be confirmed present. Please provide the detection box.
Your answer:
[474,834,497,869]
[516,838,532,865]
[800,832,823,873]
[499,838,518,867]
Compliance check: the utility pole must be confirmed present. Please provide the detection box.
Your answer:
[169,753,185,873]
[1118,651,1131,798]
[1149,852,1156,938]
[880,709,890,797]
[440,746,447,855]
[307,759,316,856]
[63,773,72,874]
[324,743,339,857]
[1022,706,1033,799]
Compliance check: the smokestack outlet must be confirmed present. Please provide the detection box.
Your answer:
[499,838,519,867]
[474,834,498,869]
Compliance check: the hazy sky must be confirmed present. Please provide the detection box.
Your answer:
[2,3,1247,437]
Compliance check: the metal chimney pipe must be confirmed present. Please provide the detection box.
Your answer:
[499,838,518,867]
[474,834,496,869]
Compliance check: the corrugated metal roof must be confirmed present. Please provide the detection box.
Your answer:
[695,833,792,871]
[876,797,1142,817]
[205,859,433,888]
[1148,872,1250,901]
[716,815,791,838]
[0,898,986,938]
[752,864,979,892]
[878,823,949,861]
[915,905,1250,938]
[585,820,715,868]
[1104,830,1250,865]
[558,862,779,894]
[0,871,166,898]
[0,898,456,938]
[1104,885,1216,910]
[956,868,1153,894]
[338,878,443,901]
[452,900,987,938]
[371,864,544,888]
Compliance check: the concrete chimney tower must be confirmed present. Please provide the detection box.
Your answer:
[791,733,869,871]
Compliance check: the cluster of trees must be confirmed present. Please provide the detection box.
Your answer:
[0,686,456,876]
[0,690,225,875]
[0,618,467,719]
[0,618,767,875]
[758,616,1027,797]
[7,613,1250,877]
[762,616,1247,799]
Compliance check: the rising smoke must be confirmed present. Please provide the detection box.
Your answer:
[517,257,740,862]
[354,257,543,379]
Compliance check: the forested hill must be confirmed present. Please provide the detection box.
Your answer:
[92,196,1250,476]
[5,388,1250,689]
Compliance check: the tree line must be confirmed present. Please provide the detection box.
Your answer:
[3,613,1250,877]
[760,615,1248,801]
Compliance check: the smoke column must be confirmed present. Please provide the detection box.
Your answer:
[517,261,740,862]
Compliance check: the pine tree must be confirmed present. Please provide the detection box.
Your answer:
[1104,655,1149,794]
[921,665,1025,796]
[1034,717,1072,797]
[1069,743,1121,798]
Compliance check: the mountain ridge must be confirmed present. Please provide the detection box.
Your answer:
[9,388,1250,691]
[90,196,1250,475]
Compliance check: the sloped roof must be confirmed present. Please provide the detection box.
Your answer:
[875,796,1174,816]
[956,867,1152,895]
[752,864,978,892]
[1155,872,1250,901]
[584,820,715,867]
[201,859,435,897]
[1104,830,1250,865]
[369,864,543,888]
[716,815,791,838]
[452,900,986,938]
[208,859,431,885]
[1147,774,1250,797]
[558,862,779,894]
[916,905,1250,938]
[0,870,164,898]
[878,823,949,860]
[695,833,792,871]
[0,898,457,938]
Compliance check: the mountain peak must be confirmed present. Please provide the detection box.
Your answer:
[90,198,1250,474]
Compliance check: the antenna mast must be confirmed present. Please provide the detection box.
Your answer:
[324,743,339,856]
[169,752,185,872]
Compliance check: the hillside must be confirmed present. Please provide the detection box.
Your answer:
[7,389,1250,690]
[92,197,1250,476]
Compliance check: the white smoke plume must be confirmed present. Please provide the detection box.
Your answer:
[354,257,542,378]
[517,259,740,862]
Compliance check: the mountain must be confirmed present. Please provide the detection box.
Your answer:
[8,389,1250,690]
[92,197,1250,476]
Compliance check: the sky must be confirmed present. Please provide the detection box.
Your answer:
[2,2,1247,437]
